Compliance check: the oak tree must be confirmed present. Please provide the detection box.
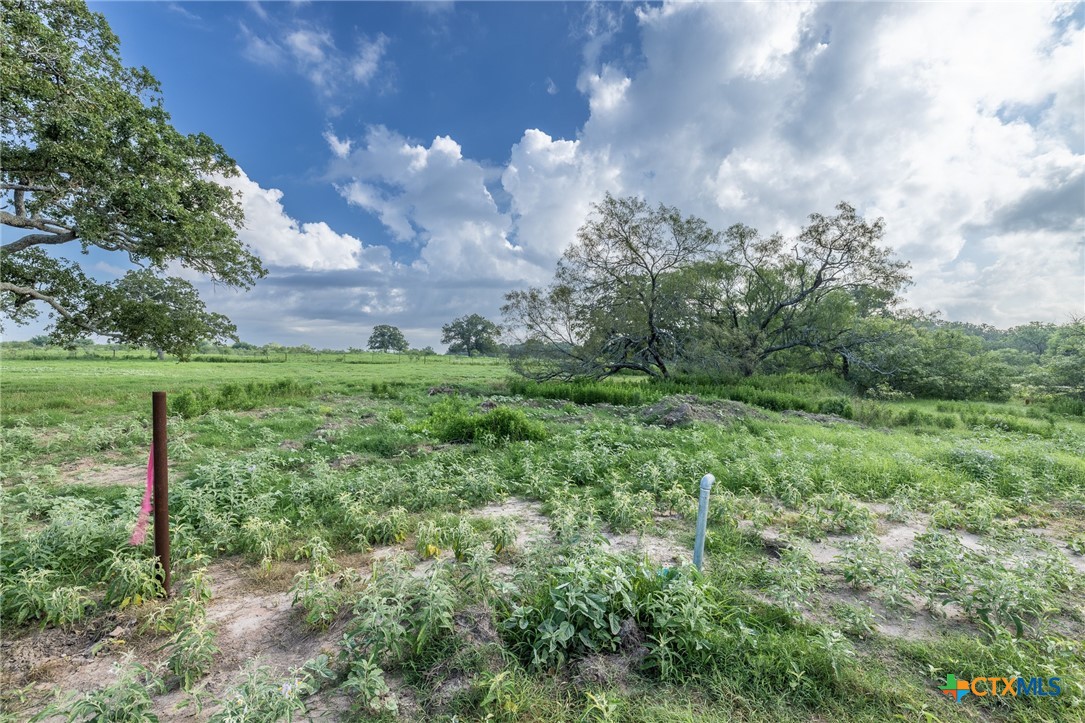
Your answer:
[1,0,265,358]
[503,194,716,379]
[441,314,501,356]
[367,324,409,353]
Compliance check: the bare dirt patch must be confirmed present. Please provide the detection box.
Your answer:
[602,530,689,567]
[59,458,144,488]
[2,557,347,721]
[473,498,551,552]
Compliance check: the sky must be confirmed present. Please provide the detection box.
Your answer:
[11,1,1085,349]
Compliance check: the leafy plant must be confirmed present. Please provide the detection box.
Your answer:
[490,518,517,556]
[342,656,397,715]
[416,519,443,559]
[604,485,655,534]
[3,569,91,629]
[160,617,219,690]
[139,566,212,635]
[476,670,523,722]
[294,535,336,576]
[103,552,164,609]
[42,658,164,722]
[290,570,343,630]
[352,504,409,547]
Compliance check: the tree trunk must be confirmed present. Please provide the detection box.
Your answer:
[156,349,165,361]
[840,352,850,380]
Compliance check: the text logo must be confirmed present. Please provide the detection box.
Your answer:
[939,675,1061,702]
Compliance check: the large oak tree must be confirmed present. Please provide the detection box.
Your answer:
[1,0,265,358]
[367,324,409,353]
[503,194,716,380]
[504,197,910,380]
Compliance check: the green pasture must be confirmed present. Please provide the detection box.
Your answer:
[1,359,1083,722]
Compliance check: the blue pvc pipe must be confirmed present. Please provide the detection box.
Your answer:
[693,473,714,571]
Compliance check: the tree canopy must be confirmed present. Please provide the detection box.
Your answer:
[441,314,501,356]
[1,0,265,358]
[367,324,409,353]
[503,196,910,380]
[503,194,716,379]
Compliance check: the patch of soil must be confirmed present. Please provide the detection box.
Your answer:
[58,458,144,488]
[1020,527,1085,575]
[473,498,551,553]
[573,619,647,690]
[602,531,688,567]
[330,453,363,469]
[454,604,501,649]
[876,521,925,554]
[639,395,764,427]
[2,557,346,721]
[818,588,972,642]
[427,386,456,395]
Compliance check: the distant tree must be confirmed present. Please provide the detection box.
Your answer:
[1,0,265,359]
[442,314,501,356]
[1006,321,1057,356]
[846,324,1011,400]
[28,334,50,347]
[232,340,259,351]
[1040,319,1084,399]
[367,324,409,353]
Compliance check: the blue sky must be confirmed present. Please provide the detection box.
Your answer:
[11,2,1085,349]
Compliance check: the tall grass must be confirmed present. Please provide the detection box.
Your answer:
[169,379,314,418]
[509,373,855,416]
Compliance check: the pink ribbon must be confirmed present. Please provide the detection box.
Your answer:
[129,446,154,545]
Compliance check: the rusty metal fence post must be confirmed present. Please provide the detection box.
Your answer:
[152,391,170,596]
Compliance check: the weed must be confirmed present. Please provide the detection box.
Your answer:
[208,659,316,723]
[103,552,164,609]
[763,546,819,619]
[416,519,443,558]
[581,691,622,723]
[42,657,165,722]
[476,670,523,722]
[832,602,878,639]
[604,484,655,534]
[160,617,219,690]
[294,535,337,576]
[342,656,397,715]
[138,567,212,635]
[490,518,517,555]
[351,504,409,547]
[290,570,343,630]
[3,569,91,629]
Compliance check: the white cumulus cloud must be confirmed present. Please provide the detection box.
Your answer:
[219,168,386,272]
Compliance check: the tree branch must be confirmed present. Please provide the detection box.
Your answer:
[1,229,79,253]
[2,282,75,322]
[0,182,52,193]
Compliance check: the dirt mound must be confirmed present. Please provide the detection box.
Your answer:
[639,395,763,427]
[427,385,456,395]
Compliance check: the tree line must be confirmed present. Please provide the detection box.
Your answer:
[500,194,1083,404]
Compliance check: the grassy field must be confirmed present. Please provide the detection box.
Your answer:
[1,357,1083,722]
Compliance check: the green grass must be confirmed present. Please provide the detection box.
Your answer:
[2,361,1084,722]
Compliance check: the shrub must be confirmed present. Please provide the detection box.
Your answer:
[422,398,547,444]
